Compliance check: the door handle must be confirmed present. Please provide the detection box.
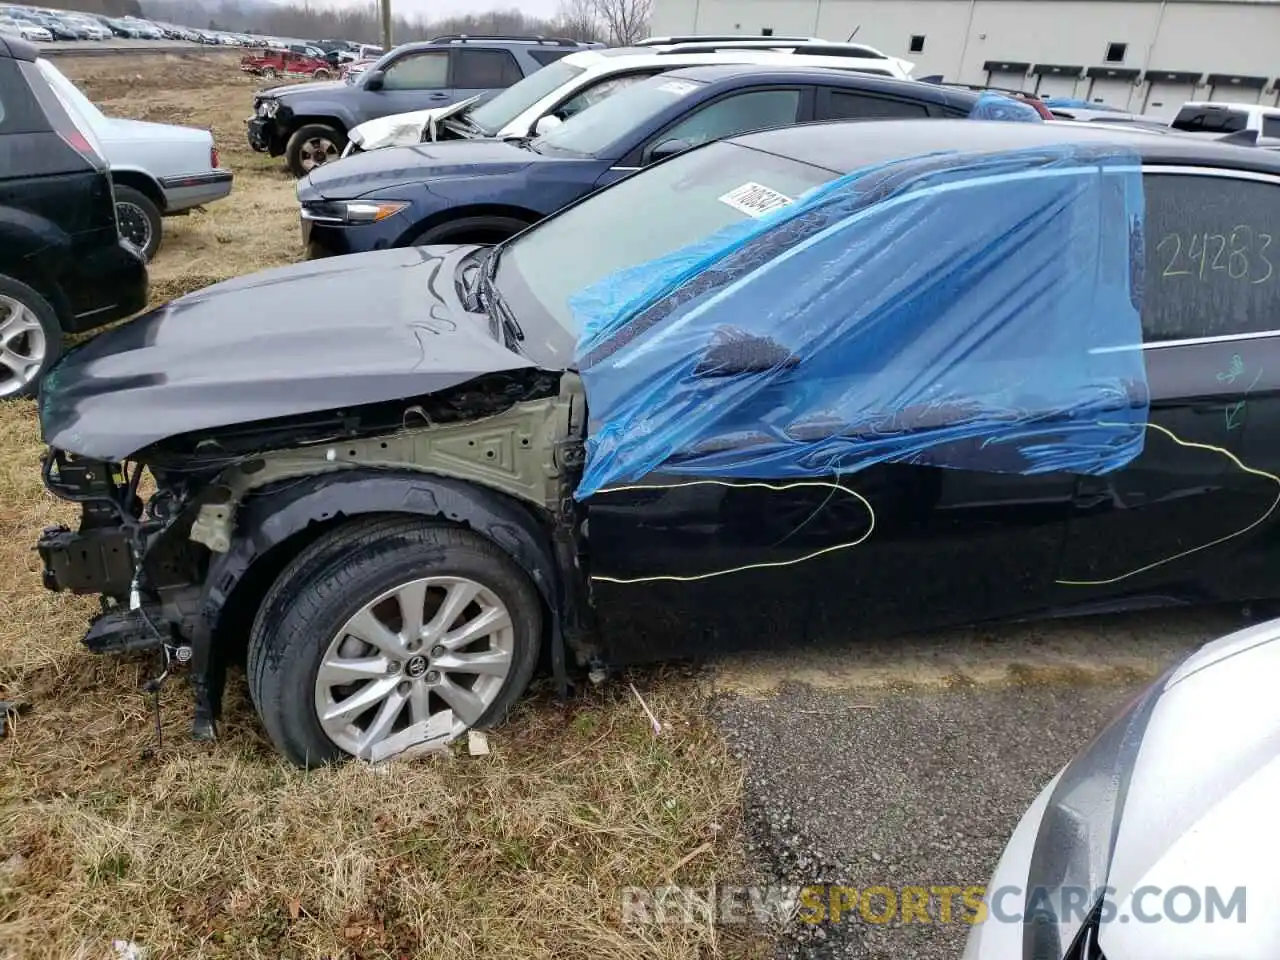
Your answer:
[428,92,449,100]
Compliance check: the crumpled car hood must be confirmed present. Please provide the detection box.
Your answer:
[39,246,537,461]
[349,107,442,150]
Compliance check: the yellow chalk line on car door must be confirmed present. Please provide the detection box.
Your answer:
[589,478,875,584]
[1056,421,1280,586]
[588,423,1280,587]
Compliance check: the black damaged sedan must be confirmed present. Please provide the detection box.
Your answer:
[35,119,1280,766]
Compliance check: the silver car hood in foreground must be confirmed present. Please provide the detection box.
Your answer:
[966,617,1280,960]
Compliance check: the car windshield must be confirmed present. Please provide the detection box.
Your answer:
[497,140,840,337]
[534,74,708,157]
[465,58,587,136]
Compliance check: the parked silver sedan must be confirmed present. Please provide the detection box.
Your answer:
[965,617,1280,960]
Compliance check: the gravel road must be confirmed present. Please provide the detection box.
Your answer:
[708,606,1245,958]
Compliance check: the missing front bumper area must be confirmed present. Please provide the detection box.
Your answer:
[37,448,149,599]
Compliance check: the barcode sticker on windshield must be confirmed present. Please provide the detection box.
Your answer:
[656,80,699,95]
[718,182,794,218]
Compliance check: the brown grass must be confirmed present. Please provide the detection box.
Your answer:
[0,55,754,960]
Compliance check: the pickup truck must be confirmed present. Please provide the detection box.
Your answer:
[246,34,596,176]
[241,47,333,81]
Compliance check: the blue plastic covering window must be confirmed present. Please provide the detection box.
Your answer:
[571,145,1148,500]
[967,91,1044,122]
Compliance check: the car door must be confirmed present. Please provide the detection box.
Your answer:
[448,47,523,104]
[595,85,814,190]
[582,147,1101,663]
[374,49,453,114]
[1053,168,1280,608]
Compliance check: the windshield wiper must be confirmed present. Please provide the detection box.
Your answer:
[503,135,541,154]
[479,243,524,344]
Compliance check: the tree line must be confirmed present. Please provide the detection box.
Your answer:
[137,0,652,46]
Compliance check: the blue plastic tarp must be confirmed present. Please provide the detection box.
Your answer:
[571,145,1149,499]
[967,91,1044,122]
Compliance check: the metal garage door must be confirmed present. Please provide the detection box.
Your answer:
[1084,67,1140,111]
[1032,64,1084,99]
[1205,73,1268,105]
[1142,70,1201,119]
[982,60,1030,92]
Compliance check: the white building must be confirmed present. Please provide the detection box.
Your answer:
[649,0,1280,117]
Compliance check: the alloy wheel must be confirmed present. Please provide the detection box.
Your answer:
[0,295,47,397]
[299,136,338,171]
[314,575,516,758]
[115,201,152,259]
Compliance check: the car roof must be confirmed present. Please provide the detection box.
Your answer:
[662,63,974,103]
[0,33,35,59]
[569,45,908,74]
[727,117,1280,176]
[1180,100,1277,112]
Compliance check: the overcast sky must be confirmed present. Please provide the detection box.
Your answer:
[307,0,562,23]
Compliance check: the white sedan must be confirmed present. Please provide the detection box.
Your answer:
[0,18,53,41]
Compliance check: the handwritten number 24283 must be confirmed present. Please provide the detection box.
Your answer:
[1158,226,1273,284]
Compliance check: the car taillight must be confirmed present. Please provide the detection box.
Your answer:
[59,128,102,166]
[211,143,220,168]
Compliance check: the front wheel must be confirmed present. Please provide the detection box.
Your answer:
[247,518,543,767]
[261,66,277,79]
[409,215,532,246]
[285,122,346,177]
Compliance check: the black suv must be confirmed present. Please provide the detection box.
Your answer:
[248,34,600,177]
[0,36,147,398]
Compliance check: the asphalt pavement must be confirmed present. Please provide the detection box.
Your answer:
[708,606,1245,958]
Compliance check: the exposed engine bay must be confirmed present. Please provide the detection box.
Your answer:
[37,369,591,742]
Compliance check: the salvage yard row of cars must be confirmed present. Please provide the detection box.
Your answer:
[6,26,1280,958]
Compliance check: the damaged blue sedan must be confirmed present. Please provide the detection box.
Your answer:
[34,118,1280,765]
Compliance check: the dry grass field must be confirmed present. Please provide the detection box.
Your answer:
[0,54,753,960]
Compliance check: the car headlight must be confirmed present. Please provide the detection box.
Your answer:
[299,200,408,224]
[1020,667,1174,958]
[257,99,279,118]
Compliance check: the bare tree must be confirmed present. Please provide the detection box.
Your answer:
[590,0,651,45]
[554,0,604,42]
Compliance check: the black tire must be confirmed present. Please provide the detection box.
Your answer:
[285,122,346,178]
[113,184,163,261]
[410,215,531,246]
[247,517,543,767]
[0,274,62,399]
[261,66,277,79]
[313,68,331,80]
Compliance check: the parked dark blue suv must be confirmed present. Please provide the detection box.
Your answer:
[297,65,1001,259]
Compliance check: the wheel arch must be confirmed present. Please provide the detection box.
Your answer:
[398,203,541,246]
[286,112,351,136]
[0,212,73,324]
[201,470,563,664]
[111,169,167,213]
